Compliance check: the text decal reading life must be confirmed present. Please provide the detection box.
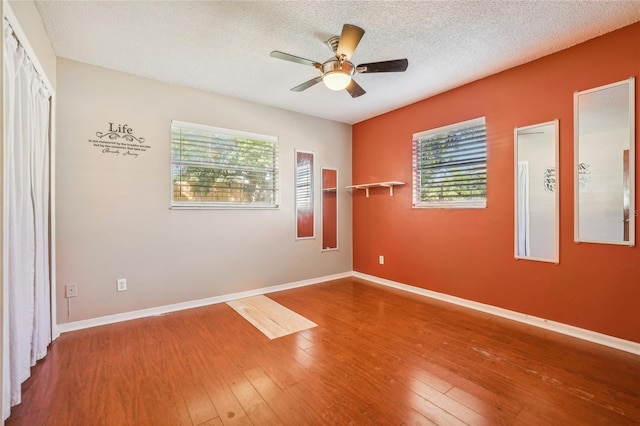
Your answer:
[89,123,150,158]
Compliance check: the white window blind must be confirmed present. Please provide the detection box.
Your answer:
[413,117,487,208]
[171,120,278,208]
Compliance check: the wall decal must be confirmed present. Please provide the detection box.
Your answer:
[578,162,591,188]
[543,166,556,193]
[89,123,150,158]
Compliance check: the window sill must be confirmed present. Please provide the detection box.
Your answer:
[170,204,279,210]
[413,200,486,209]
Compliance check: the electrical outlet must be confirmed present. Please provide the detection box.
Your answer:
[65,284,78,298]
[116,278,127,292]
[379,255,385,265]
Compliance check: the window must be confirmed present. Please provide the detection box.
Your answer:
[413,117,487,208]
[171,120,278,208]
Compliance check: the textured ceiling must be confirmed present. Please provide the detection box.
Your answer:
[35,1,640,124]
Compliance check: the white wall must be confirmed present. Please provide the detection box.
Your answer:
[55,59,352,323]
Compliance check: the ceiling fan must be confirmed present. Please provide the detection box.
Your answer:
[270,24,408,98]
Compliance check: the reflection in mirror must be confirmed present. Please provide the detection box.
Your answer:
[321,168,338,251]
[295,150,314,239]
[514,120,559,262]
[575,78,635,245]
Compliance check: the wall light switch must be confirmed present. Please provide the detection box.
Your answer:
[379,255,385,265]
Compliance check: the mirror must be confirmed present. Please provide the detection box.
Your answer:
[575,78,635,245]
[295,150,314,239]
[514,120,559,262]
[321,168,338,251]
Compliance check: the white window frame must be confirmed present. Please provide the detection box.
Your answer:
[412,117,487,209]
[171,120,279,209]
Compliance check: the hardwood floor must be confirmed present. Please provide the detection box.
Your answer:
[7,277,640,425]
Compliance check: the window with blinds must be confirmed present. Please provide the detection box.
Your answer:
[412,117,487,208]
[171,120,278,208]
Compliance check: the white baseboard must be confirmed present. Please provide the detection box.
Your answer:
[353,272,640,356]
[57,270,639,356]
[56,272,351,334]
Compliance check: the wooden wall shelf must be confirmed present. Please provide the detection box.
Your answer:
[345,181,405,197]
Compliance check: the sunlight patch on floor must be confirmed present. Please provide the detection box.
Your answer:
[227,295,317,339]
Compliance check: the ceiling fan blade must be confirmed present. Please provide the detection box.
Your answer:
[357,59,408,73]
[336,24,365,60]
[270,51,321,68]
[291,76,322,92]
[345,79,366,98]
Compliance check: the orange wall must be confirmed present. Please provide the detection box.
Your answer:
[352,23,640,343]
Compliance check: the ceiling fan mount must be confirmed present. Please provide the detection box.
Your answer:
[270,24,408,98]
[325,35,341,53]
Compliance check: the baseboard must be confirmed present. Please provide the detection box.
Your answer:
[353,272,640,356]
[57,270,640,356]
[56,271,352,334]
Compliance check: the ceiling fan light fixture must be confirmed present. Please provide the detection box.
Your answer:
[321,59,355,91]
[323,71,352,91]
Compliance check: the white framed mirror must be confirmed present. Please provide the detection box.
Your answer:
[295,150,314,239]
[321,168,338,251]
[574,78,635,246]
[514,120,559,263]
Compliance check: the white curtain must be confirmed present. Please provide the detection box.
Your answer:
[3,18,52,420]
[517,161,530,256]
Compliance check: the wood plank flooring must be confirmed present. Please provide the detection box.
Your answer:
[226,295,317,339]
[7,277,640,425]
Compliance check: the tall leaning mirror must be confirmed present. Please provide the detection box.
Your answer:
[321,168,338,251]
[514,120,559,263]
[575,78,635,245]
[295,150,314,239]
